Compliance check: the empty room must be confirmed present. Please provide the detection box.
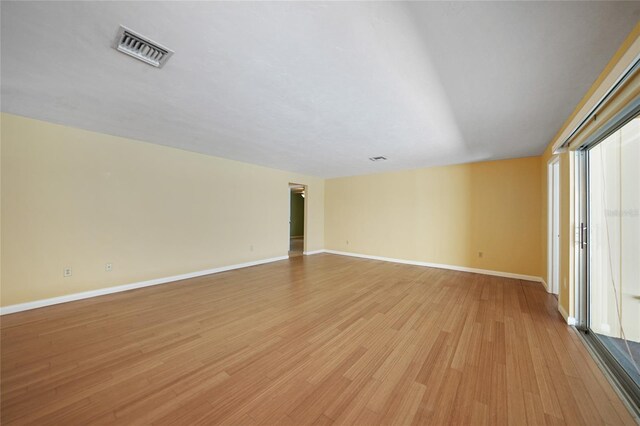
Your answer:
[1,1,640,424]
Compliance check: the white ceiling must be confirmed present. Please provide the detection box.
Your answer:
[2,1,639,177]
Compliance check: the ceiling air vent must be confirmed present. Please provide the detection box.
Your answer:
[369,156,387,162]
[112,25,173,68]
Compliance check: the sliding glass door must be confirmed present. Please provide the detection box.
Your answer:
[585,114,640,405]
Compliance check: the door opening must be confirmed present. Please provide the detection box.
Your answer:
[577,112,640,410]
[548,157,560,295]
[289,183,306,257]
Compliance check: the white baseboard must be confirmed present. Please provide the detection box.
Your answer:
[0,249,546,316]
[303,250,325,255]
[322,249,543,283]
[540,278,549,292]
[558,303,577,326]
[0,255,289,316]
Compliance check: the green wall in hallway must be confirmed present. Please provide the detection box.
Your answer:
[290,192,304,237]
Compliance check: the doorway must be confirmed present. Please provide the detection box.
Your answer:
[289,183,306,257]
[578,112,640,408]
[547,157,560,295]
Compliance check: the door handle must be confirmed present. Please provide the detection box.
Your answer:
[579,222,587,249]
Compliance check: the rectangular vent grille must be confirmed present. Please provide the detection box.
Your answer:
[113,26,173,68]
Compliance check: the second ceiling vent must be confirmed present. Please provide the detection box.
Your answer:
[113,25,173,68]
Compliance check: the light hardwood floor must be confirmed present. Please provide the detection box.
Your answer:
[1,254,635,425]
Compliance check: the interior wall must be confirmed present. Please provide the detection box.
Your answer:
[541,147,573,315]
[0,113,324,307]
[289,193,304,237]
[325,156,542,277]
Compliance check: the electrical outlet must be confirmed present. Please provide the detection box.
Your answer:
[105,263,113,272]
[63,267,72,277]
[478,251,483,258]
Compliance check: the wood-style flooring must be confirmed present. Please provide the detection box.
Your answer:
[1,254,635,425]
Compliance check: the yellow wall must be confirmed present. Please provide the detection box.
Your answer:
[0,113,324,306]
[325,157,542,277]
[540,23,640,317]
[2,113,542,309]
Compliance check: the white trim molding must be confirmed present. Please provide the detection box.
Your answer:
[0,250,548,316]
[558,303,577,326]
[0,255,289,316]
[323,250,543,283]
[303,250,325,255]
[540,278,549,292]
